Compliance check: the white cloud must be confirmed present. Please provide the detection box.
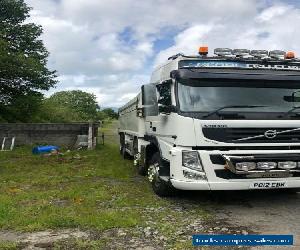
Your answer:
[155,3,300,65]
[154,24,214,65]
[256,5,290,22]
[25,0,300,107]
[49,73,148,107]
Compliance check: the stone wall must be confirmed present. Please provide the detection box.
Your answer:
[0,123,100,147]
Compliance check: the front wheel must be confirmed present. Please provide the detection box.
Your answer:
[147,152,175,197]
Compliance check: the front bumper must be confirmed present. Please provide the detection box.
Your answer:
[169,147,300,191]
[171,178,300,190]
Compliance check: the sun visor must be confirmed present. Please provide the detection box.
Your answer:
[172,68,300,81]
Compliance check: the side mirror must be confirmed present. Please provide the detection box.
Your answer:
[141,84,159,116]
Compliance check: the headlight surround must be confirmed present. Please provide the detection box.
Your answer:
[182,151,203,171]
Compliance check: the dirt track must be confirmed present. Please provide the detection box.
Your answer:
[178,190,300,249]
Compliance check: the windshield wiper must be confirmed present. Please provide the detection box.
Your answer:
[202,105,267,119]
[281,106,300,118]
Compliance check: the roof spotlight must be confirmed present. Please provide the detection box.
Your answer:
[232,49,250,57]
[214,48,232,57]
[250,50,269,58]
[269,50,286,60]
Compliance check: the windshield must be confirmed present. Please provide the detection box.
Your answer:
[177,80,300,118]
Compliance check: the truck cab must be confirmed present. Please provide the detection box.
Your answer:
[119,47,300,196]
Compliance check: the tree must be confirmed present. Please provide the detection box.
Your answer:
[0,92,43,122]
[101,108,118,119]
[43,90,100,122]
[0,0,57,122]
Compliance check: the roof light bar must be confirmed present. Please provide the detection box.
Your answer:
[214,48,232,56]
[269,50,286,60]
[194,47,297,60]
[250,50,268,58]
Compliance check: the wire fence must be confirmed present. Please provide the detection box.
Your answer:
[97,133,119,145]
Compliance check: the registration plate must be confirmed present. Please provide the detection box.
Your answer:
[250,181,287,189]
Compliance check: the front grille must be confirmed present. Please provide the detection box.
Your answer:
[203,127,300,143]
[210,155,226,165]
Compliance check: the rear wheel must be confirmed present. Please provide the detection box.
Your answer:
[119,133,130,159]
[119,133,124,155]
[121,144,131,159]
[132,138,147,175]
[137,162,147,176]
[147,152,175,196]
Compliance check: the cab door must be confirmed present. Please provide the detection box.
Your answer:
[141,84,160,135]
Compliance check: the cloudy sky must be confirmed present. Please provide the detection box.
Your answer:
[26,0,300,108]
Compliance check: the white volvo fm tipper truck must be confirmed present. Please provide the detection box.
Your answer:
[118,47,300,196]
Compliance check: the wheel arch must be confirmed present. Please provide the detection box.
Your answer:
[144,135,170,177]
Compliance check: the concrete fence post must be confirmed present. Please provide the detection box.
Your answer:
[88,122,93,150]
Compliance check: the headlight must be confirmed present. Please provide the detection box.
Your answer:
[278,161,297,170]
[182,151,203,171]
[235,162,256,172]
[257,162,277,170]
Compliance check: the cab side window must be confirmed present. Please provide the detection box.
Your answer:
[157,82,171,106]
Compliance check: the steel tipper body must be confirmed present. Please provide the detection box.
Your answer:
[118,48,300,196]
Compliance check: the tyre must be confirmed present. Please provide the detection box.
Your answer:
[119,133,130,159]
[147,152,175,197]
[119,133,124,155]
[121,144,130,159]
[132,138,147,175]
[137,160,147,176]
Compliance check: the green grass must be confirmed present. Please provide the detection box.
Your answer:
[0,241,17,250]
[0,143,150,231]
[0,121,211,248]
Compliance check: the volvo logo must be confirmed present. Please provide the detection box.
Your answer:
[234,127,300,142]
[264,130,277,139]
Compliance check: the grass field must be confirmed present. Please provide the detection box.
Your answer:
[0,121,212,249]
